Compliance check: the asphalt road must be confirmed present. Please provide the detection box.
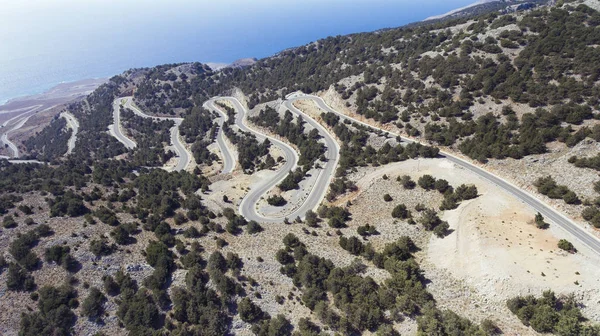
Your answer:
[283,98,339,219]
[110,97,190,171]
[212,97,300,223]
[0,105,43,158]
[288,93,600,255]
[60,112,79,155]
[110,98,136,149]
[203,100,236,174]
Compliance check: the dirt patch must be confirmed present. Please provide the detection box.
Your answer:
[337,158,600,334]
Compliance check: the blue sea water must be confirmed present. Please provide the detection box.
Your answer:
[0,0,475,104]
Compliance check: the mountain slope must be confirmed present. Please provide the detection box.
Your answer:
[5,1,600,335]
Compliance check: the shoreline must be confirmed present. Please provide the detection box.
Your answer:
[0,78,107,157]
[0,77,109,107]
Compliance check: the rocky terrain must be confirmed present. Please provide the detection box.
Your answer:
[2,1,600,335]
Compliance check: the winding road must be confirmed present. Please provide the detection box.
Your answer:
[205,96,339,223]
[282,99,340,219]
[286,92,600,256]
[109,98,136,149]
[60,112,79,155]
[0,105,43,158]
[0,105,71,164]
[202,100,236,174]
[207,97,300,223]
[110,97,191,171]
[105,90,600,255]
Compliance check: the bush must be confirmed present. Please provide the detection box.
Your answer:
[398,175,416,189]
[81,287,106,320]
[226,219,242,235]
[246,220,263,234]
[562,191,580,205]
[145,241,172,268]
[534,176,578,204]
[20,285,77,335]
[45,245,78,272]
[357,224,378,237]
[89,239,114,257]
[111,225,131,245]
[433,221,450,237]
[419,209,444,231]
[279,171,301,191]
[534,212,548,229]
[455,184,478,200]
[183,226,201,238]
[94,206,119,226]
[6,262,35,291]
[480,319,500,335]
[267,195,287,206]
[48,191,88,217]
[0,255,6,271]
[328,216,346,228]
[418,175,436,190]
[116,290,161,332]
[507,290,591,333]
[103,275,120,296]
[3,215,17,228]
[383,194,392,202]
[173,212,187,225]
[439,193,459,210]
[434,179,450,193]
[305,210,319,227]
[18,205,33,215]
[558,239,575,252]
[238,297,264,323]
[391,204,410,219]
[251,315,292,336]
[10,229,40,270]
[339,236,365,255]
[582,206,600,228]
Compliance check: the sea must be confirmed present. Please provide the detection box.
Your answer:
[0,0,476,104]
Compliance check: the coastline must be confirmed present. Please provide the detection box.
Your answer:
[0,77,108,107]
[0,78,107,157]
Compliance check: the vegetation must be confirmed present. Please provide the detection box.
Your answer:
[535,212,549,229]
[81,287,107,321]
[19,285,78,335]
[391,204,411,219]
[24,116,71,161]
[277,234,491,334]
[558,239,576,253]
[9,3,600,334]
[569,154,600,171]
[535,176,580,205]
[120,107,176,167]
[507,290,599,334]
[251,107,326,182]
[267,195,287,206]
[44,245,78,272]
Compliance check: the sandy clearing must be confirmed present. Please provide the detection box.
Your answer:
[335,157,600,333]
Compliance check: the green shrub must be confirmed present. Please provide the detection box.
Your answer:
[238,297,264,323]
[81,287,106,320]
[558,239,575,252]
[6,262,35,291]
[418,175,436,190]
[246,220,263,234]
[44,245,78,272]
[267,195,287,206]
[391,204,410,219]
[19,285,77,335]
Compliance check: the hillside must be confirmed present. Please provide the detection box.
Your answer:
[2,0,600,335]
